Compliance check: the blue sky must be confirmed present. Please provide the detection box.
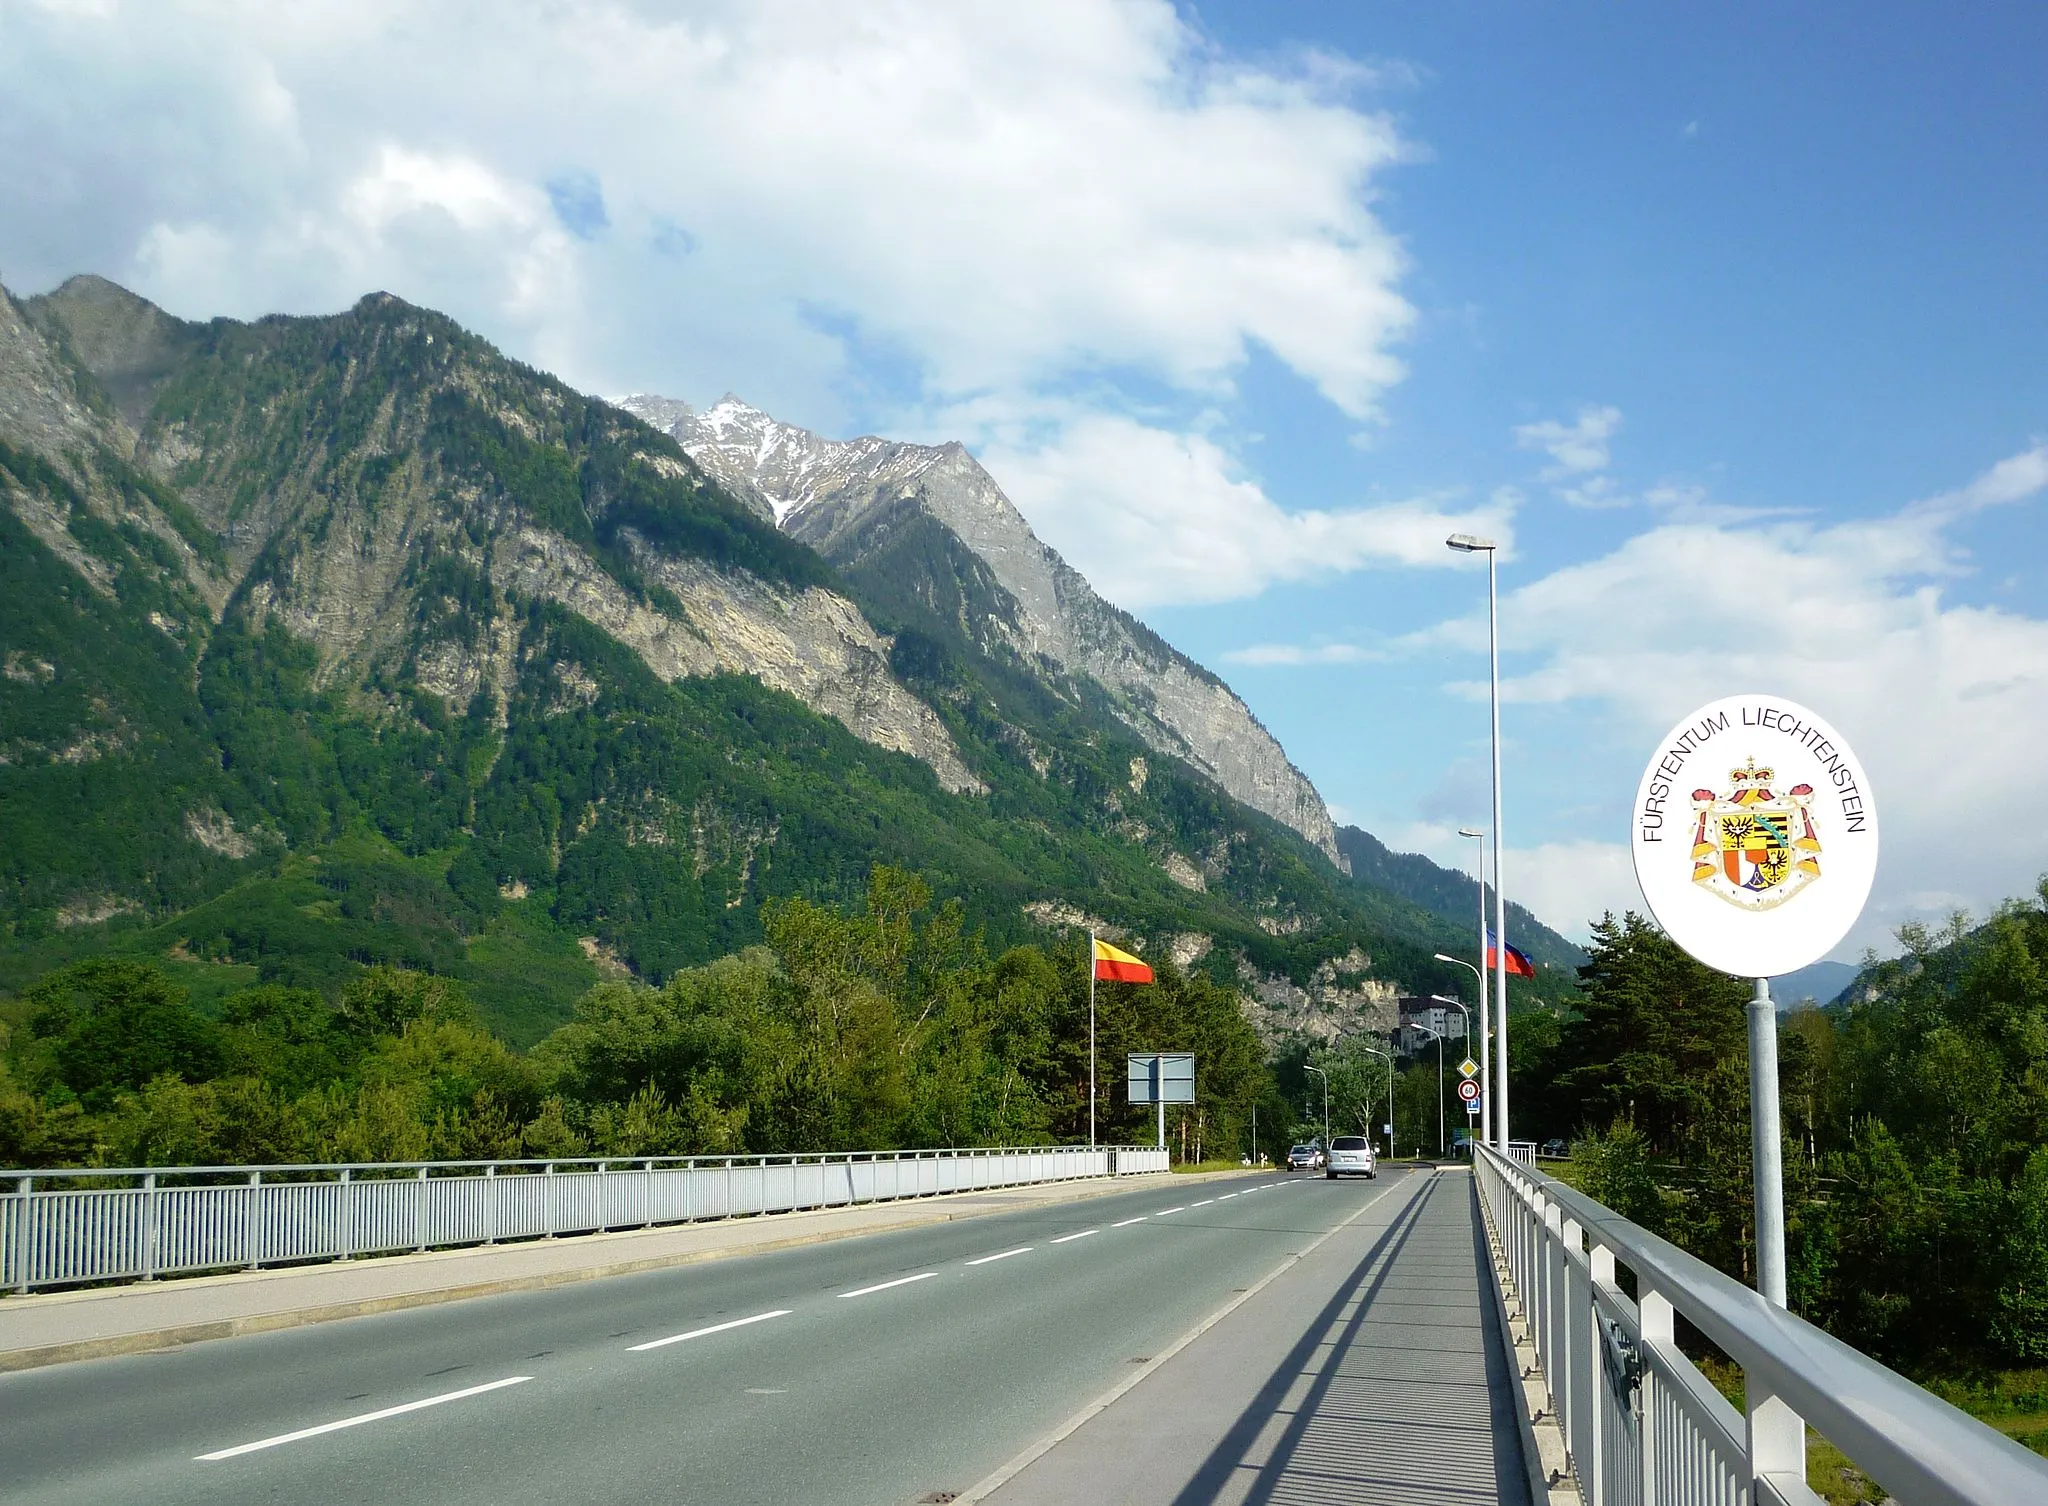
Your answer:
[3,0,2043,953]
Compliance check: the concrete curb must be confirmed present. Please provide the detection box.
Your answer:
[0,1168,1249,1375]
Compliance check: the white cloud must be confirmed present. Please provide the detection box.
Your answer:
[1554,475,1630,511]
[0,0,1417,430]
[1223,642,1381,666]
[980,413,1515,607]
[1491,840,1641,945]
[1479,443,2048,954]
[1514,404,1622,478]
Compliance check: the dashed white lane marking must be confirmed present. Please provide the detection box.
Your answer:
[195,1376,532,1461]
[1050,1229,1098,1244]
[839,1272,937,1298]
[1111,1216,1148,1228]
[1157,1206,1186,1215]
[967,1246,1033,1266]
[1192,1199,1216,1207]
[1218,1193,1238,1199]
[630,1309,792,1352]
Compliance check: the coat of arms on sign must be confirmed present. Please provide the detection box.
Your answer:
[1688,758,1822,912]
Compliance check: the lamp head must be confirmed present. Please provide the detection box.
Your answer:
[1457,826,1484,838]
[1445,532,1497,553]
[1430,994,1462,1006]
[1432,952,1458,965]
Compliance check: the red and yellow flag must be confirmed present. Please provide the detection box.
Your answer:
[1092,938,1154,984]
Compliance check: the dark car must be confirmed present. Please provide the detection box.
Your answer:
[1287,1142,1323,1171]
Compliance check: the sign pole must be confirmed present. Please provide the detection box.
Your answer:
[1088,931,1097,1149]
[1630,694,1878,1312]
[1748,975,1787,1305]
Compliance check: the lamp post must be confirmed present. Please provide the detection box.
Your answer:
[1410,1023,1445,1156]
[1304,1064,1330,1160]
[1434,944,1489,1146]
[1452,823,1491,1142]
[1447,533,1508,1151]
[1431,995,1473,1152]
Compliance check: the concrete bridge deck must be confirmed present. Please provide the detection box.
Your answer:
[984,1166,1530,1505]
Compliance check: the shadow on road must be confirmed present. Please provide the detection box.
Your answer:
[1166,1173,1530,1506]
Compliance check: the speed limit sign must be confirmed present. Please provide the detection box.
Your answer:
[1456,1077,1481,1106]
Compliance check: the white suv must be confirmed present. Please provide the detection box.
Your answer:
[1325,1135,1376,1180]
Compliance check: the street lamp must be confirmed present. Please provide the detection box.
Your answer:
[1447,532,1509,1151]
[1435,949,1489,1145]
[1304,1064,1330,1159]
[1431,994,1471,1151]
[1410,1023,1446,1156]
[1449,822,1492,1143]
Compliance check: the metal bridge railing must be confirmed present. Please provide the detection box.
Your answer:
[1474,1144,2048,1506]
[4,1144,1169,1295]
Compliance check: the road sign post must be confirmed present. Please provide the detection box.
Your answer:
[1128,1053,1195,1150]
[1631,694,1878,1309]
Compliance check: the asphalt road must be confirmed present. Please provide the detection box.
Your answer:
[0,1167,1420,1506]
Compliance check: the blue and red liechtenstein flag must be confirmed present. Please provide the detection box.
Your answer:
[1487,931,1537,979]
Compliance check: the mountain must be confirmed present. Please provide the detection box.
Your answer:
[0,274,1571,1046]
[1334,826,1586,974]
[619,395,1343,868]
[1770,959,1857,1008]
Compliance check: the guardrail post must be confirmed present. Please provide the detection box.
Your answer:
[338,1168,353,1260]
[14,1175,32,1294]
[644,1160,655,1228]
[142,1172,158,1282]
[1638,1286,1672,1506]
[414,1165,429,1253]
[246,1171,262,1270]
[1586,1240,1616,1506]
[484,1164,497,1245]
[543,1162,556,1238]
[1748,1384,1806,1505]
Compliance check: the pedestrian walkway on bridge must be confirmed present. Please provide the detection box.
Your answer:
[984,1167,1530,1505]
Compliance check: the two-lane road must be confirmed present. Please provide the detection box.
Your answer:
[0,1168,1424,1506]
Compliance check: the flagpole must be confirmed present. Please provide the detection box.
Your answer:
[1088,930,1097,1149]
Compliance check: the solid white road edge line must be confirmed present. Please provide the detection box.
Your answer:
[1049,1229,1098,1245]
[195,1376,533,1462]
[838,1272,937,1298]
[1111,1216,1148,1228]
[956,1171,1417,1503]
[628,1309,793,1352]
[966,1247,1033,1266]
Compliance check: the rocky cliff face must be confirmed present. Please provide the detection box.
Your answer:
[12,278,978,795]
[619,395,1344,868]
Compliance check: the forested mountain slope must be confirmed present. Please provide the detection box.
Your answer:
[1334,825,1584,972]
[0,276,1564,1046]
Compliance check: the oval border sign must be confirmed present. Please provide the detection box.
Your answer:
[1631,693,1879,978]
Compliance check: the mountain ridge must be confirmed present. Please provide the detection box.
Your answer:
[0,274,1576,1047]
[619,394,1345,869]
